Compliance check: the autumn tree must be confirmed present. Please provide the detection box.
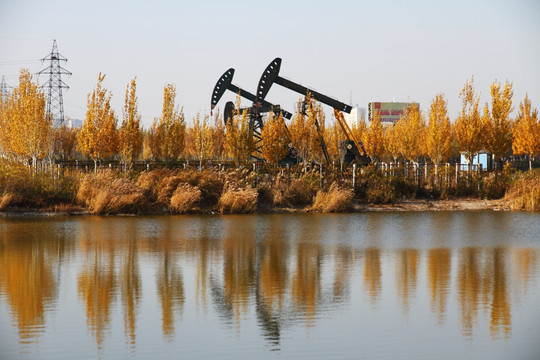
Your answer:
[289,95,326,163]
[512,95,540,170]
[261,111,290,164]
[77,73,118,171]
[149,84,185,163]
[53,124,78,160]
[484,80,513,170]
[426,94,453,164]
[118,78,143,170]
[455,77,484,166]
[209,109,226,160]
[384,124,400,162]
[363,110,385,163]
[224,97,253,166]
[3,69,51,164]
[188,113,213,166]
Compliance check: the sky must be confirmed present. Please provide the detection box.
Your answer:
[1,0,539,128]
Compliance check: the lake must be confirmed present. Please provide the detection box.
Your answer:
[0,212,539,359]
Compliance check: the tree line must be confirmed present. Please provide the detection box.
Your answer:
[1,70,539,171]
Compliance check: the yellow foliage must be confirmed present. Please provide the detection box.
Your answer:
[188,113,213,162]
[395,103,425,162]
[363,110,385,163]
[224,96,253,165]
[485,80,513,161]
[512,95,540,170]
[261,111,290,164]
[426,94,452,164]
[119,78,143,167]
[455,77,484,164]
[289,94,325,163]
[77,73,118,169]
[2,69,51,162]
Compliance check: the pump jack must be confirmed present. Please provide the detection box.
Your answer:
[211,58,370,165]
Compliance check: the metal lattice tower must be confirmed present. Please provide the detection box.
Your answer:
[38,39,71,127]
[0,76,12,101]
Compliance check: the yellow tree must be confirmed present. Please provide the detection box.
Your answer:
[210,109,226,160]
[4,69,51,164]
[396,103,425,162]
[455,77,484,165]
[261,111,290,164]
[151,84,185,163]
[363,110,385,163]
[289,95,324,163]
[512,95,540,170]
[77,73,118,171]
[484,80,513,170]
[384,124,400,162]
[323,122,341,162]
[119,78,143,170]
[224,98,253,166]
[54,124,77,160]
[426,94,453,164]
[189,113,213,166]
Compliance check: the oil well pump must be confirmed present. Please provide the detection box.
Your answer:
[211,58,370,165]
[254,57,370,165]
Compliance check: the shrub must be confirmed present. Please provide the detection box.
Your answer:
[77,170,145,214]
[312,182,354,212]
[170,183,201,214]
[505,169,540,211]
[218,186,258,214]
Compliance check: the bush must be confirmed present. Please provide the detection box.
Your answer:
[312,182,354,212]
[218,186,258,214]
[505,169,540,211]
[170,183,201,214]
[77,170,145,214]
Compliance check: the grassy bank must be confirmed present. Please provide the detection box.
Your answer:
[1,161,539,214]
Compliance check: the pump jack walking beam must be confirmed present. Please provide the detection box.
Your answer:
[211,68,292,121]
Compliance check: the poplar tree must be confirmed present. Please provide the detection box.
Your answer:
[484,80,513,170]
[4,69,51,164]
[454,77,484,166]
[395,103,425,162]
[189,113,213,166]
[224,97,253,166]
[119,78,143,170]
[426,94,452,164]
[261,111,290,164]
[512,95,540,170]
[77,73,118,171]
[363,110,385,163]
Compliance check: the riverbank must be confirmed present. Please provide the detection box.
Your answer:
[0,198,510,217]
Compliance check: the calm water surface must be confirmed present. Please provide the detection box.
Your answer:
[0,212,539,359]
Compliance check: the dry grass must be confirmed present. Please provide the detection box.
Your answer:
[312,182,354,213]
[170,183,201,214]
[77,170,145,214]
[218,186,258,214]
[0,192,16,211]
[504,170,540,211]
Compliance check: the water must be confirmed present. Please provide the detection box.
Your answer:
[0,212,539,360]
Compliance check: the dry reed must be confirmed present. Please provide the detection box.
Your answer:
[170,183,201,214]
[504,170,540,211]
[218,186,258,214]
[312,182,354,213]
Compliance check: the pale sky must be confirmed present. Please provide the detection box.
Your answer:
[1,0,539,128]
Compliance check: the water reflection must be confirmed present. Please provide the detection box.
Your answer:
[0,214,539,356]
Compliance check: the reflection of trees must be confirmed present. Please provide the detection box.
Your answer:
[363,247,382,304]
[120,236,141,347]
[512,248,539,296]
[155,232,184,340]
[0,231,58,343]
[489,247,511,339]
[291,242,322,325]
[332,246,355,302]
[427,248,451,324]
[77,226,117,350]
[457,247,512,339]
[395,248,418,313]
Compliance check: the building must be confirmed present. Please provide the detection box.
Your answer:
[368,102,414,125]
[342,106,366,129]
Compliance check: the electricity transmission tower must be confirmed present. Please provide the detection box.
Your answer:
[38,39,71,127]
[0,76,12,101]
